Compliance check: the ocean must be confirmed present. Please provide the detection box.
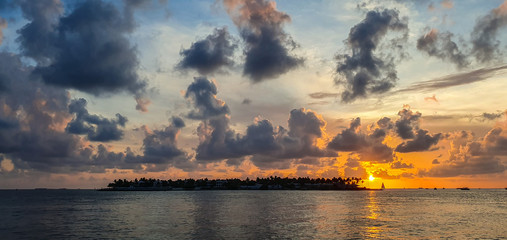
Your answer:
[0,189,505,239]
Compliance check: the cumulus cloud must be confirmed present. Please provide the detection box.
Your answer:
[395,129,441,152]
[184,78,335,167]
[336,8,408,102]
[223,0,303,82]
[137,117,187,164]
[184,77,230,120]
[421,128,506,177]
[395,108,421,139]
[327,117,394,163]
[15,0,149,109]
[471,0,507,63]
[66,98,128,142]
[393,107,441,152]
[416,28,469,69]
[177,27,237,75]
[0,51,186,173]
[0,52,92,172]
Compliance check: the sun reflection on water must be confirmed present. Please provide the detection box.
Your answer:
[365,190,382,238]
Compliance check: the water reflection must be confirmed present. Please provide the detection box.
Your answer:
[0,190,505,239]
[365,190,382,238]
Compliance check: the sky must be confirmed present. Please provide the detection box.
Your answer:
[0,0,507,189]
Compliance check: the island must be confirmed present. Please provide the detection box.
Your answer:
[99,176,380,191]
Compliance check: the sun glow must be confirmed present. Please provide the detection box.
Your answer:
[369,175,375,181]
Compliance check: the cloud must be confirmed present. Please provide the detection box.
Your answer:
[395,108,421,139]
[184,77,230,120]
[184,78,335,166]
[477,111,506,122]
[16,0,149,109]
[393,107,442,152]
[424,94,438,103]
[421,128,507,177]
[432,159,440,164]
[0,52,186,173]
[223,0,303,82]
[440,0,453,9]
[177,27,237,75]
[308,92,340,99]
[336,8,408,102]
[372,169,400,179]
[391,160,414,169]
[0,52,92,172]
[471,0,507,63]
[397,64,507,92]
[66,98,127,142]
[416,28,469,69]
[344,156,368,179]
[241,98,251,104]
[395,129,441,152]
[137,117,186,164]
[0,17,6,46]
[15,0,63,64]
[327,117,394,163]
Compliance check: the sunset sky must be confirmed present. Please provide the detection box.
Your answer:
[1,0,507,189]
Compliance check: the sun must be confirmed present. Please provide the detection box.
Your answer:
[369,175,375,181]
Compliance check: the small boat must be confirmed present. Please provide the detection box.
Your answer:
[381,182,385,190]
[458,187,470,190]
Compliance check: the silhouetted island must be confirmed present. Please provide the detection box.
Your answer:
[99,176,380,191]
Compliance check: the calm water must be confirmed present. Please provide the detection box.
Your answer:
[0,189,505,239]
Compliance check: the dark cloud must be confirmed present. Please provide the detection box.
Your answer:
[391,160,414,169]
[15,0,149,110]
[137,117,186,164]
[421,127,506,177]
[398,65,507,93]
[478,111,505,121]
[393,107,442,152]
[184,79,335,165]
[241,98,251,104]
[336,8,408,102]
[223,0,304,82]
[416,28,469,69]
[308,92,340,99]
[395,108,421,139]
[66,98,127,142]
[471,0,507,63]
[15,0,63,64]
[0,52,186,173]
[328,118,366,151]
[177,27,237,75]
[0,52,92,172]
[395,129,441,152]
[328,117,394,163]
[184,77,230,120]
[194,107,336,164]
